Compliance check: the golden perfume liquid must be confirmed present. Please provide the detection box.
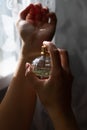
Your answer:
[32,45,51,79]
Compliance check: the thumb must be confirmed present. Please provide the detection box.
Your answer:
[25,62,36,80]
[48,12,57,25]
[25,63,46,93]
[25,63,41,88]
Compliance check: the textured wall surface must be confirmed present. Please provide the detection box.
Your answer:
[55,0,87,130]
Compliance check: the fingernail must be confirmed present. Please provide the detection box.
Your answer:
[43,41,50,45]
[25,62,30,69]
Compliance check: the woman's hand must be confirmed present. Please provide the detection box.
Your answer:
[25,41,73,112]
[17,3,57,59]
[25,42,79,130]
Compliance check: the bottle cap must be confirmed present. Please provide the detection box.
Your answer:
[41,45,49,55]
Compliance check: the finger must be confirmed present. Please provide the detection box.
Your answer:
[26,6,35,22]
[47,12,57,25]
[42,7,49,15]
[43,41,61,70]
[59,50,74,83]
[34,4,42,22]
[25,63,45,90]
[25,63,39,84]
[42,7,49,23]
[20,4,35,20]
[43,13,57,40]
[25,62,30,70]
[59,49,71,73]
[26,12,35,25]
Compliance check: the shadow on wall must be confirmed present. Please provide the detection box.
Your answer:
[55,0,87,130]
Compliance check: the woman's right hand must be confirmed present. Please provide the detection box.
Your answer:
[25,41,79,130]
[25,41,73,113]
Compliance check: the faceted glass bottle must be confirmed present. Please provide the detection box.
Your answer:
[32,45,51,79]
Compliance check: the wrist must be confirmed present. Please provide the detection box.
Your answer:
[20,41,40,63]
[47,104,73,120]
[47,106,78,130]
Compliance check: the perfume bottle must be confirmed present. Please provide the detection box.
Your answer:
[32,45,51,79]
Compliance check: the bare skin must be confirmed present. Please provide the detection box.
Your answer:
[0,3,57,130]
[25,41,79,130]
[17,3,57,60]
